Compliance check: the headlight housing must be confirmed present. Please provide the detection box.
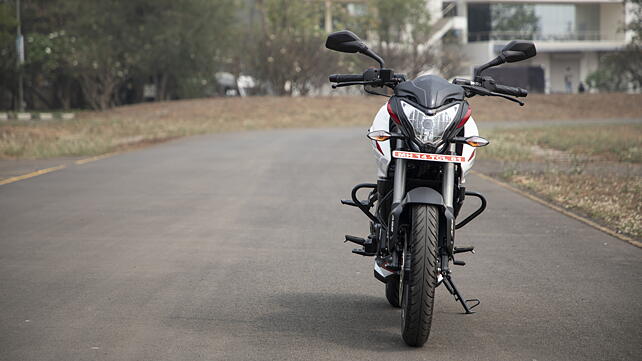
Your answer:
[399,101,460,146]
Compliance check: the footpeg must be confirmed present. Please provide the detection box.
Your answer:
[454,246,475,254]
[341,199,369,207]
[344,235,366,245]
[453,259,466,266]
[352,248,376,256]
[345,234,377,256]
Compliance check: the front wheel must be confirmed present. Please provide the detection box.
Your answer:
[400,204,439,347]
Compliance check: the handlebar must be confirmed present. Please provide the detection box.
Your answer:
[453,78,525,105]
[453,77,527,98]
[329,74,364,83]
[494,84,528,97]
[328,69,406,90]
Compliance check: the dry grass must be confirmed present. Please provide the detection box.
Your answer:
[483,124,642,163]
[1,93,640,159]
[511,173,641,238]
[468,93,642,122]
[0,97,378,159]
[479,122,642,240]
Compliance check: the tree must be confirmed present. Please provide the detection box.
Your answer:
[123,0,237,101]
[0,2,17,109]
[246,0,334,95]
[371,0,434,78]
[1,0,237,110]
[586,0,642,92]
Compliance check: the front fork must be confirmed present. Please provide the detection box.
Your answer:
[390,142,456,251]
[439,145,479,313]
[392,142,478,313]
[441,143,456,259]
[389,140,407,249]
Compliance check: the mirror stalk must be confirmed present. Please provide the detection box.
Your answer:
[361,48,385,68]
[474,56,504,80]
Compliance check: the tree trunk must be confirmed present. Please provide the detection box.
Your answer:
[79,72,120,110]
[159,73,169,101]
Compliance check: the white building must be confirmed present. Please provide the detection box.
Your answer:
[431,0,635,93]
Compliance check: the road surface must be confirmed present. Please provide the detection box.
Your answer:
[1,128,640,360]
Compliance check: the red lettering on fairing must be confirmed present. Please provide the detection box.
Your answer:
[392,151,466,163]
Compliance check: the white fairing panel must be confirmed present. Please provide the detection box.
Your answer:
[460,115,479,182]
[368,103,479,182]
[369,104,392,179]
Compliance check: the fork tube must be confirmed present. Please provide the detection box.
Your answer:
[392,139,407,204]
[442,143,456,208]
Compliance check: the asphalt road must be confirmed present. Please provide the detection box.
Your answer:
[1,128,640,361]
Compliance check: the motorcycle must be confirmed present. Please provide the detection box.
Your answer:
[325,30,536,347]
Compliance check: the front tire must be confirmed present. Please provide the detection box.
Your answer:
[400,204,439,347]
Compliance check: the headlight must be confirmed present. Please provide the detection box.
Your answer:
[400,101,460,145]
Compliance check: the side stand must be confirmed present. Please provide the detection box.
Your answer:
[438,271,480,314]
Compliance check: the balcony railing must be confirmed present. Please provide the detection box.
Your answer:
[468,31,623,42]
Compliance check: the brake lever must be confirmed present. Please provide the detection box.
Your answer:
[490,92,524,106]
[332,81,365,88]
[460,85,524,106]
[460,84,491,96]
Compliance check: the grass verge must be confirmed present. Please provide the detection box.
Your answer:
[483,124,642,163]
[1,93,641,159]
[510,173,641,239]
[479,123,642,240]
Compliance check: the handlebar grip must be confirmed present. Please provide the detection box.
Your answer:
[329,74,364,83]
[495,84,528,97]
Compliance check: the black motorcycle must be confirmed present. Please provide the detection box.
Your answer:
[326,30,536,347]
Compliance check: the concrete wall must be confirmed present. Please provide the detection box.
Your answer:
[545,51,598,93]
[462,42,494,75]
[579,51,599,85]
[600,3,626,41]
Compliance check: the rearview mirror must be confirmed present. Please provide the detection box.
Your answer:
[325,30,385,67]
[325,30,367,53]
[500,41,536,63]
[474,40,536,78]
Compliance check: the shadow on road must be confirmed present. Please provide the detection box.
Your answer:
[255,291,429,352]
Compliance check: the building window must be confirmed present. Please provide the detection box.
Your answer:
[468,3,601,42]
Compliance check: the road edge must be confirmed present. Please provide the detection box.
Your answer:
[472,170,642,249]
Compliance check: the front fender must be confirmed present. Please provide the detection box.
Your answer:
[391,187,445,222]
[392,187,455,256]
[402,187,445,207]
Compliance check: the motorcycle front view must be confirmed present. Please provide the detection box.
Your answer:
[326,30,536,347]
